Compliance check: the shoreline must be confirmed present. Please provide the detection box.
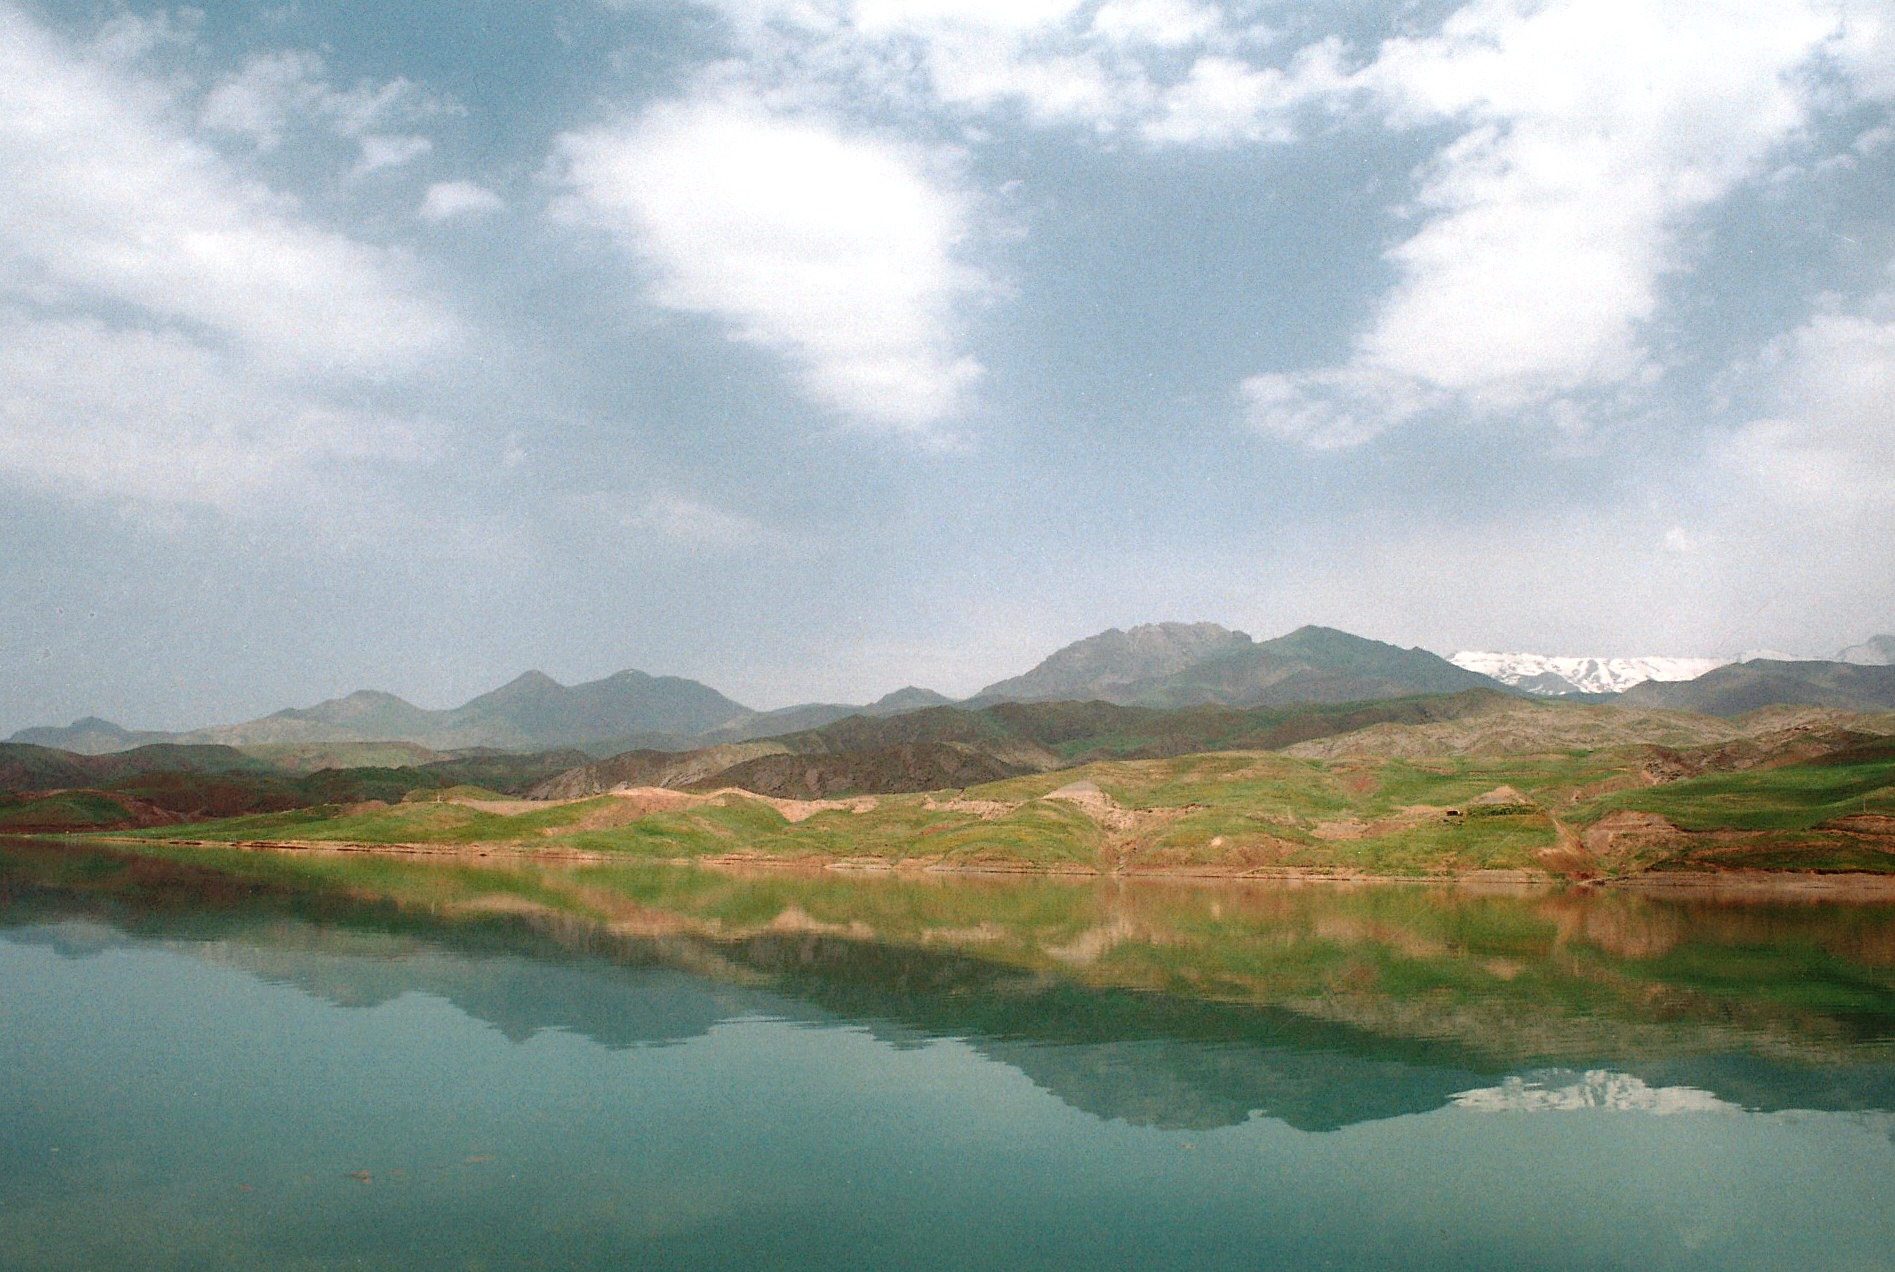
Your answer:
[22,832,1895,898]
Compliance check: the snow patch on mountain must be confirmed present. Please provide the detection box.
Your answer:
[1448,651,1732,696]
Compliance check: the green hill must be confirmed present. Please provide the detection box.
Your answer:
[106,711,1895,881]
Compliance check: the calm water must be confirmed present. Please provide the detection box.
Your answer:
[3,840,1895,1270]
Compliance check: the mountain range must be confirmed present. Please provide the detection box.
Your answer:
[9,624,1497,756]
[1617,659,1895,716]
[529,690,1523,801]
[1454,636,1895,696]
[11,622,1895,756]
[10,672,951,757]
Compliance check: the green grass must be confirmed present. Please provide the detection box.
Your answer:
[87,742,1895,878]
[1576,755,1895,832]
[0,790,141,831]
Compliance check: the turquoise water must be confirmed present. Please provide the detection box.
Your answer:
[3,840,1894,1270]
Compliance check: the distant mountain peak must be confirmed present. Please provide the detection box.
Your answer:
[974,620,1498,708]
[5,716,174,756]
[1450,651,1730,696]
[494,670,562,693]
[975,621,1254,703]
[1262,626,1413,657]
[333,689,413,707]
[870,686,951,711]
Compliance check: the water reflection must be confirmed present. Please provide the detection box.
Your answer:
[5,838,1893,1134]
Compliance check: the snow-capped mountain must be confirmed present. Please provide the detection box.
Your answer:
[1448,651,1732,696]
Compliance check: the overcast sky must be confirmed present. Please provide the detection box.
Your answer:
[2,0,1893,731]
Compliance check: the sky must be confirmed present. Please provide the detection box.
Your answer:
[2,0,1893,731]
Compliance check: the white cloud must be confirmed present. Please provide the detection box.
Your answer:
[354,132,433,174]
[850,0,1088,36]
[556,87,984,433]
[1247,0,1861,445]
[923,37,1134,125]
[627,491,767,548]
[1091,0,1222,49]
[1241,365,1441,450]
[419,180,505,222]
[1830,3,1895,100]
[200,48,449,152]
[1142,45,1344,145]
[88,9,198,66]
[0,6,458,376]
[0,4,461,515]
[1729,305,1895,507]
[0,310,436,510]
[688,0,1289,136]
[199,49,328,148]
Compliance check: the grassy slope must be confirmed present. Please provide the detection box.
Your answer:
[52,707,1895,877]
[112,744,1884,876]
[0,744,604,833]
[1575,749,1895,832]
[0,789,155,832]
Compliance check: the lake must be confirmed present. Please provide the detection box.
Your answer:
[3,838,1894,1270]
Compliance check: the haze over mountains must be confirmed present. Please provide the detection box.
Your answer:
[9,624,1499,756]
[9,672,952,757]
[10,622,1895,758]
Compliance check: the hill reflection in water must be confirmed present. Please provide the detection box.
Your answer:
[5,839,1893,1134]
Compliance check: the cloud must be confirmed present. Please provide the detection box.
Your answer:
[1241,366,1441,450]
[1142,45,1344,146]
[627,491,768,548]
[688,0,1292,136]
[0,6,458,376]
[419,180,505,222]
[200,48,451,154]
[1090,0,1222,49]
[0,310,436,511]
[1830,3,1895,100]
[0,3,461,515]
[846,0,1087,33]
[1728,302,1895,508]
[1246,0,1862,446]
[556,87,984,433]
[354,133,433,174]
[199,50,333,149]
